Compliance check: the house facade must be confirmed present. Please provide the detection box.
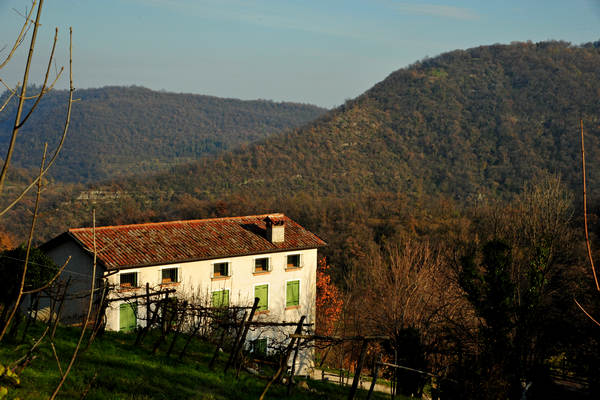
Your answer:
[41,213,325,373]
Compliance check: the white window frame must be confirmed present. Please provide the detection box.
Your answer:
[285,279,301,308]
[211,260,231,278]
[253,282,270,311]
[253,256,271,273]
[119,269,140,289]
[285,253,303,269]
[159,265,180,284]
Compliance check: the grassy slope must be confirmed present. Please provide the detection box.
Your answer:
[0,325,394,400]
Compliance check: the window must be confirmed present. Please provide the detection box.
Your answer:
[212,289,230,308]
[287,254,301,269]
[254,284,269,311]
[286,280,300,308]
[254,257,270,273]
[161,267,178,284]
[250,338,267,356]
[213,262,230,277]
[119,272,138,289]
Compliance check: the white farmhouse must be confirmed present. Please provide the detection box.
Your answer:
[41,213,325,372]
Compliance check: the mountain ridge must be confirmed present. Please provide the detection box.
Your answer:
[0,85,327,182]
[117,40,600,201]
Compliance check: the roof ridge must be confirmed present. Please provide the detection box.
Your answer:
[68,213,285,232]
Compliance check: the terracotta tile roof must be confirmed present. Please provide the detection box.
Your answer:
[61,213,325,270]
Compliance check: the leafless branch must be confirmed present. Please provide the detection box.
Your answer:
[0,0,45,194]
[0,143,47,341]
[50,342,64,377]
[574,298,600,327]
[10,325,49,372]
[17,27,62,129]
[0,91,16,113]
[0,1,37,70]
[22,256,71,295]
[49,209,98,399]
[580,119,600,291]
[0,26,74,216]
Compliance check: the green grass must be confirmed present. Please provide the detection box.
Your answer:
[0,324,396,399]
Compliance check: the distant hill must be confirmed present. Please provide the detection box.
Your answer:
[0,86,327,182]
[4,41,600,252]
[117,41,600,201]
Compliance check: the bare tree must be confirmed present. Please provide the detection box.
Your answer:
[0,1,76,397]
[0,0,74,340]
[345,239,467,396]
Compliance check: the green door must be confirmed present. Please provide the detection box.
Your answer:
[120,302,137,332]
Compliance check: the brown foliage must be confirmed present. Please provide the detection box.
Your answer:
[0,230,15,251]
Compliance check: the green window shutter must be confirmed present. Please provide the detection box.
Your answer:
[286,280,300,307]
[119,302,137,332]
[255,284,268,311]
[212,290,229,308]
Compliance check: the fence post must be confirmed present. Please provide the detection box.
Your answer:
[166,300,188,357]
[366,358,380,400]
[225,297,259,373]
[224,310,248,373]
[348,338,368,400]
[259,315,306,400]
[179,309,203,362]
[286,317,304,395]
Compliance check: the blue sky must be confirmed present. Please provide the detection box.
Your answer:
[0,0,599,107]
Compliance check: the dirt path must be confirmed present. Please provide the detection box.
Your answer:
[310,368,392,394]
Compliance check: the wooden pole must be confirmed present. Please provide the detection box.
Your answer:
[179,313,203,362]
[287,318,304,395]
[145,283,150,325]
[234,298,260,375]
[135,297,159,347]
[348,339,369,400]
[226,297,259,373]
[209,320,228,369]
[166,301,187,357]
[224,310,248,373]
[259,316,306,400]
[51,277,71,340]
[20,293,39,342]
[366,358,380,400]
[153,298,177,354]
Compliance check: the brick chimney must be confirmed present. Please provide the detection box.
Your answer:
[264,215,285,243]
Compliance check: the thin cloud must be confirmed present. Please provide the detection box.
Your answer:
[126,0,370,40]
[392,2,481,20]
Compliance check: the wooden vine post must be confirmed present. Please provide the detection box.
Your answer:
[286,321,304,395]
[347,338,369,400]
[259,315,306,400]
[365,357,380,400]
[225,297,259,373]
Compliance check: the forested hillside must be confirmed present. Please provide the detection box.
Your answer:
[0,86,326,182]
[110,41,600,201]
[5,41,600,252]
